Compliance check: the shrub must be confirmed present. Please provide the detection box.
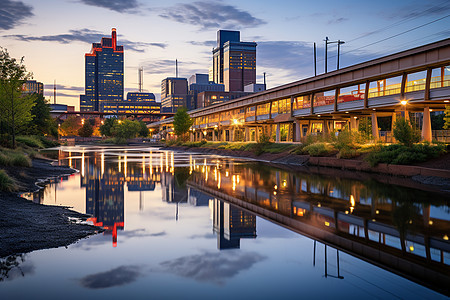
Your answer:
[0,170,17,192]
[38,136,60,148]
[337,148,360,159]
[16,136,44,148]
[393,118,420,147]
[365,143,446,167]
[303,142,334,156]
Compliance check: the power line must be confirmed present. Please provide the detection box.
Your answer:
[343,14,450,55]
[313,13,449,67]
[346,1,450,44]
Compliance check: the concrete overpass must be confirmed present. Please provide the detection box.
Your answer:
[152,38,450,142]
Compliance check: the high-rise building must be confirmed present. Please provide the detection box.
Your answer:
[80,28,124,112]
[23,80,43,95]
[161,77,189,112]
[188,73,224,110]
[126,92,156,102]
[212,30,257,92]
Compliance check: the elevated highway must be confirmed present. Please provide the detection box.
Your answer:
[153,39,450,142]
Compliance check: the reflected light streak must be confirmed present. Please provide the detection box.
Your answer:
[124,155,127,178]
[68,151,72,168]
[232,175,236,191]
[101,152,104,176]
[81,153,85,177]
[118,155,121,172]
[218,172,221,189]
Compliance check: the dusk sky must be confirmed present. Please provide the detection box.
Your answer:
[0,0,449,109]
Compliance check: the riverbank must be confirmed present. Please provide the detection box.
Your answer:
[0,158,102,258]
[164,145,450,192]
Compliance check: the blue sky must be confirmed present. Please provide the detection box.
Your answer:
[0,0,449,109]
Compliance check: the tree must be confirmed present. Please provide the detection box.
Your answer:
[138,121,149,137]
[444,105,450,130]
[393,117,420,147]
[173,107,193,138]
[111,119,140,140]
[60,116,81,136]
[99,117,117,136]
[78,121,93,137]
[0,48,34,148]
[26,93,57,136]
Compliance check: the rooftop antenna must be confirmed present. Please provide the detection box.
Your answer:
[263,72,266,86]
[138,67,143,92]
[175,59,178,78]
[53,80,56,104]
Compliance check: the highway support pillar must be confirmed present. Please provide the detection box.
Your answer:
[276,123,280,143]
[422,107,432,142]
[295,120,301,142]
[371,113,379,141]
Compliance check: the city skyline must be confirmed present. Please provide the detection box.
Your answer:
[0,0,449,109]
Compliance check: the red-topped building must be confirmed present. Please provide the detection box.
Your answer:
[80,28,124,112]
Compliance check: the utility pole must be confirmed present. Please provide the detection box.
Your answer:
[138,67,143,92]
[337,40,345,70]
[175,59,178,78]
[314,42,317,76]
[53,80,56,104]
[263,72,266,87]
[324,37,329,73]
[324,37,345,73]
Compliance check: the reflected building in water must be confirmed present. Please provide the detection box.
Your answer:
[213,199,256,250]
[81,154,125,247]
[187,159,450,293]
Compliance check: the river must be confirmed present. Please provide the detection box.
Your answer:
[1,146,449,299]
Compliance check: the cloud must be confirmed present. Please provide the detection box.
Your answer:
[46,84,84,93]
[4,29,167,52]
[79,265,142,289]
[159,251,266,284]
[188,41,216,48]
[79,0,140,13]
[141,59,206,78]
[160,1,266,30]
[328,17,348,24]
[44,92,79,99]
[0,0,34,30]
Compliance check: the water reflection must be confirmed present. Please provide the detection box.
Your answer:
[21,146,450,296]
[188,159,450,293]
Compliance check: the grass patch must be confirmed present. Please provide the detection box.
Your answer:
[303,142,335,156]
[365,143,446,167]
[16,135,60,149]
[0,169,17,192]
[0,149,31,167]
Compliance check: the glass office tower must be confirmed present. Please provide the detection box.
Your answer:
[80,28,124,112]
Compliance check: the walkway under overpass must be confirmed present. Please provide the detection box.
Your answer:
[152,38,450,143]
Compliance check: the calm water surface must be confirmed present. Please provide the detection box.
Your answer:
[1,146,449,299]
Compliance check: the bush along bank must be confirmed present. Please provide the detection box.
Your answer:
[0,135,60,192]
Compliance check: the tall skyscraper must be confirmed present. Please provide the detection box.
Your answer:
[212,30,257,92]
[80,28,124,112]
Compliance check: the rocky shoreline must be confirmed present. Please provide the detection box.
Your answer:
[0,159,102,258]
